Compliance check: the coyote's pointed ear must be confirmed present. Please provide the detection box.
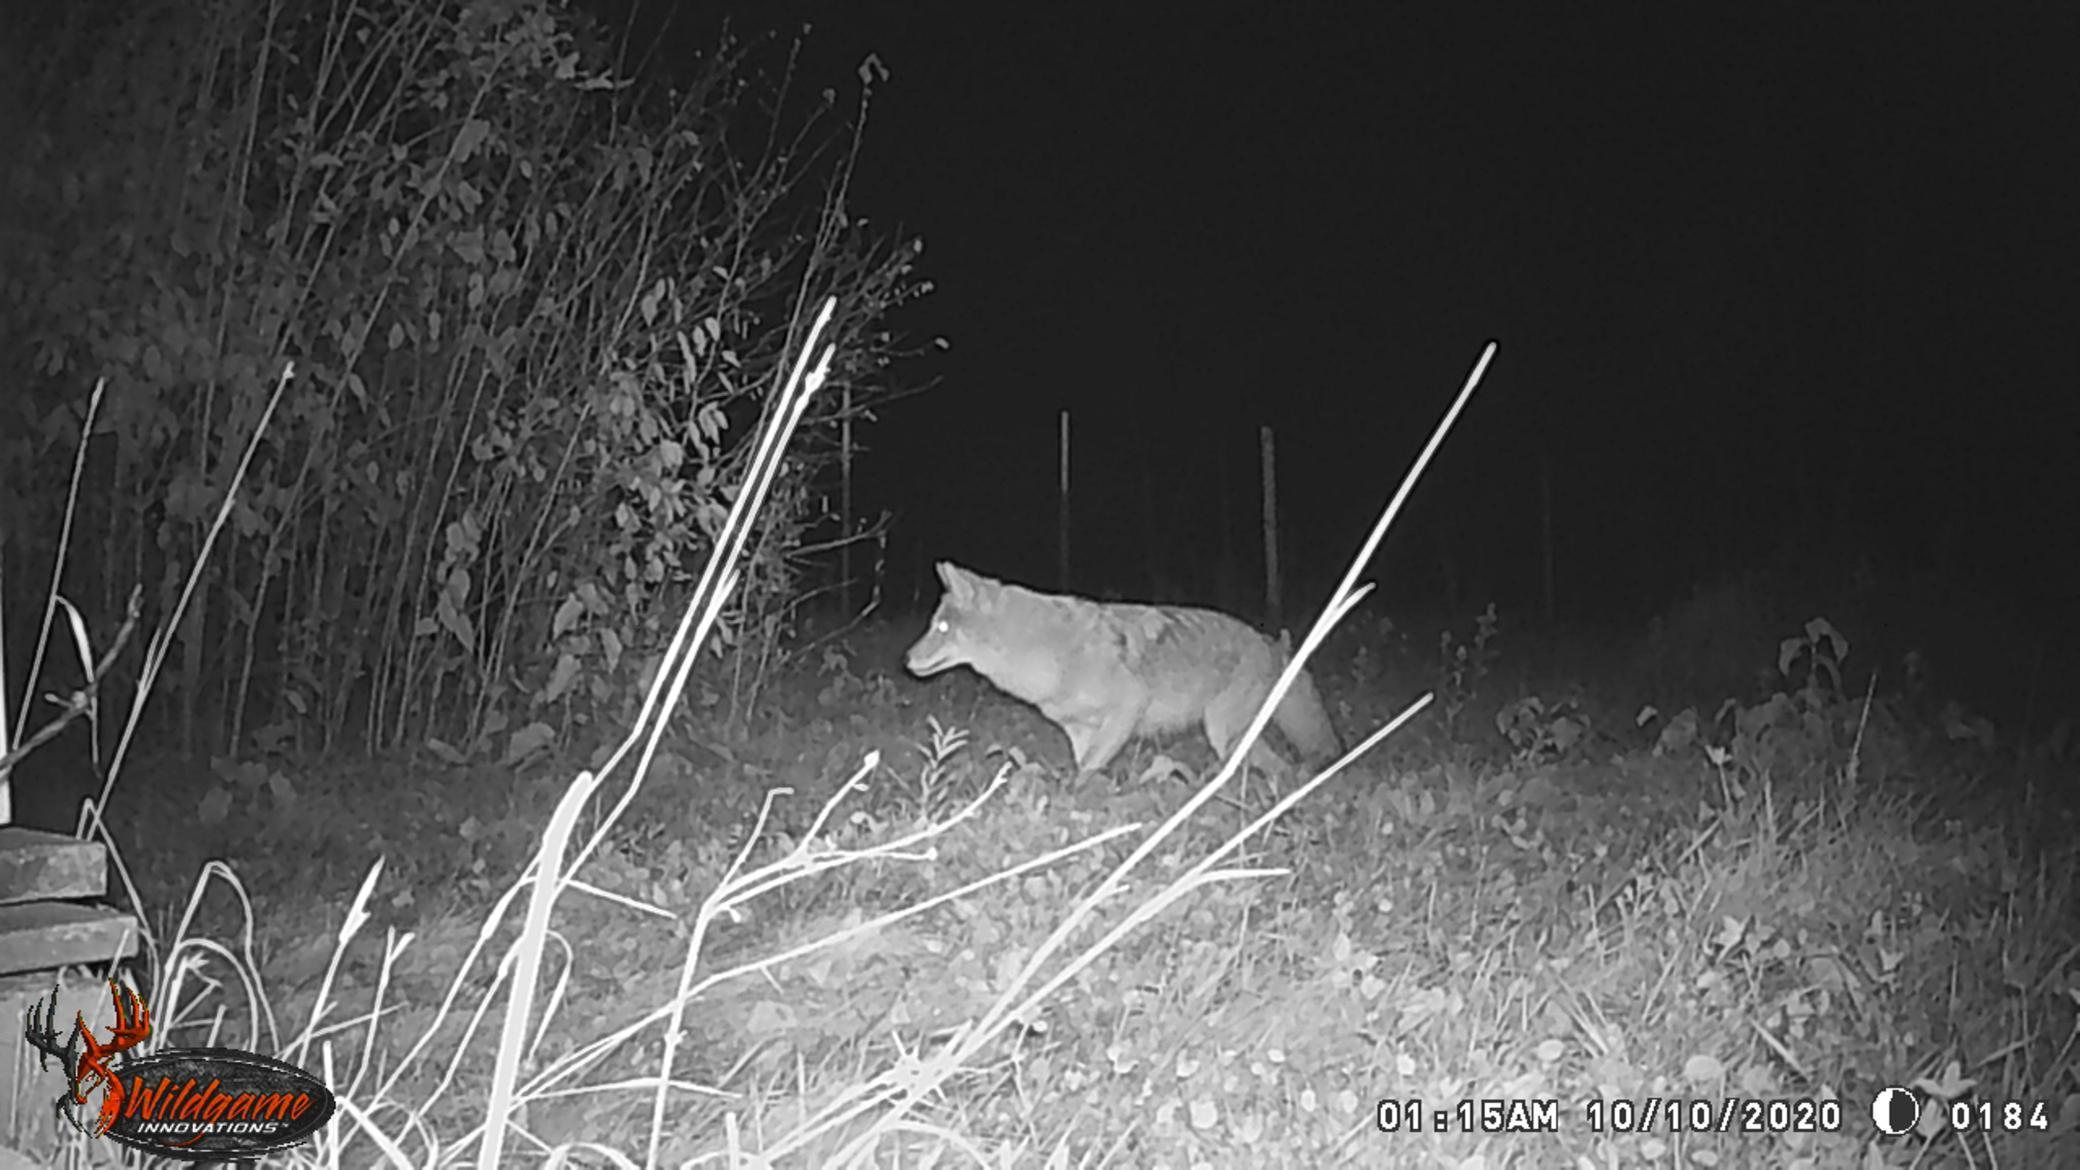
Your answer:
[937,561,972,601]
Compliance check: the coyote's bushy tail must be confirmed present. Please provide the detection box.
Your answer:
[1275,683,1340,761]
[1270,633,1340,763]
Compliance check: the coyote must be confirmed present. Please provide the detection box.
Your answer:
[906,561,1341,779]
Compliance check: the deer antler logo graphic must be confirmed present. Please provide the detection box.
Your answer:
[23,980,153,1137]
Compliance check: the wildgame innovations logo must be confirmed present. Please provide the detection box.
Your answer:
[23,980,336,1161]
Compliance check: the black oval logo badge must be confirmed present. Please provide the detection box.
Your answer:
[102,1047,337,1161]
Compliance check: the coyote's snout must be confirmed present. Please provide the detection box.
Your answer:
[906,561,1340,779]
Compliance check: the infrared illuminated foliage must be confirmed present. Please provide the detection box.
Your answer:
[0,0,929,763]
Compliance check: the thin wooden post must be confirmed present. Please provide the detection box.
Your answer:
[1540,453,1555,623]
[1260,426,1281,630]
[1057,410,1072,589]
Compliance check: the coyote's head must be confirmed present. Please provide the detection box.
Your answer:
[906,561,1000,678]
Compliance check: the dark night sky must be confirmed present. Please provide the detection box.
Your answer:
[639,2,2075,623]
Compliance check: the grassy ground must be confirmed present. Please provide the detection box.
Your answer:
[58,597,2080,1168]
